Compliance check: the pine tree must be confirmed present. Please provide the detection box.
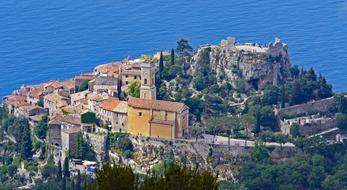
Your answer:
[281,84,286,108]
[76,170,81,190]
[159,51,164,74]
[62,176,67,190]
[57,160,62,181]
[63,157,70,178]
[20,121,33,160]
[170,48,175,65]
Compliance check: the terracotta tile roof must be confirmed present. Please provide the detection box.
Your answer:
[29,85,44,98]
[112,101,128,114]
[71,91,90,102]
[128,98,187,113]
[4,95,29,108]
[49,115,81,126]
[44,92,69,104]
[99,98,122,112]
[94,62,122,75]
[121,69,141,76]
[61,79,75,89]
[19,104,37,112]
[87,92,111,102]
[44,80,62,89]
[74,73,95,81]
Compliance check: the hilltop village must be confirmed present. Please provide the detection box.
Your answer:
[1,37,347,189]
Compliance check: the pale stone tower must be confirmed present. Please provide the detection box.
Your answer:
[140,62,156,100]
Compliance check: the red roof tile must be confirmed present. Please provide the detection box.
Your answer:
[128,98,187,113]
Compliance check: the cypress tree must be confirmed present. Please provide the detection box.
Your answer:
[281,84,286,108]
[20,121,33,160]
[76,170,81,190]
[170,48,175,65]
[62,176,67,190]
[63,157,70,178]
[57,160,62,181]
[159,51,164,74]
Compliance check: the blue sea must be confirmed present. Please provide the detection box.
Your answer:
[1,0,347,98]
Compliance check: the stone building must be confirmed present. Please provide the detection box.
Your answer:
[140,62,156,100]
[3,95,29,113]
[61,79,76,95]
[43,91,70,116]
[126,61,189,139]
[27,85,44,105]
[43,80,62,94]
[93,62,122,78]
[120,61,142,92]
[14,104,47,119]
[61,123,81,161]
[92,76,119,97]
[98,98,128,132]
[74,73,95,90]
[127,98,189,139]
[48,115,81,147]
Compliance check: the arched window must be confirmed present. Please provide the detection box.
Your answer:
[144,78,147,84]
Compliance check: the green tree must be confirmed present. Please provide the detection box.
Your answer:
[175,38,193,57]
[252,142,269,162]
[170,48,175,65]
[141,164,219,190]
[128,81,140,98]
[35,114,48,139]
[189,124,204,142]
[63,157,70,178]
[262,85,280,105]
[159,51,164,74]
[336,113,347,130]
[57,160,62,181]
[62,176,67,190]
[86,164,137,190]
[7,164,17,178]
[69,134,96,161]
[335,94,347,113]
[76,170,82,190]
[20,120,33,160]
[79,80,89,92]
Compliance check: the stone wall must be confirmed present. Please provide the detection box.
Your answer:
[299,118,336,137]
[115,136,296,180]
[276,97,336,119]
[84,127,108,162]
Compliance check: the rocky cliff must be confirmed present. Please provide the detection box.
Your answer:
[109,136,296,181]
[190,37,292,90]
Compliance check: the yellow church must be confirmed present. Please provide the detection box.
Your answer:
[127,62,189,139]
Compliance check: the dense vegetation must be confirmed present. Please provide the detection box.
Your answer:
[222,138,347,190]
[86,163,218,190]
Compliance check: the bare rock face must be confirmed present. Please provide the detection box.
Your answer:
[190,37,292,90]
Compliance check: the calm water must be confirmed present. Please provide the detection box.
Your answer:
[1,0,347,98]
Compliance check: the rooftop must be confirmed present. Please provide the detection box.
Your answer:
[49,115,81,126]
[94,62,122,76]
[28,85,44,98]
[44,92,69,104]
[99,98,122,112]
[128,98,187,113]
[74,73,95,81]
[44,80,62,89]
[4,95,29,108]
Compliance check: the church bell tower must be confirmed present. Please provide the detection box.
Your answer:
[140,62,156,100]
